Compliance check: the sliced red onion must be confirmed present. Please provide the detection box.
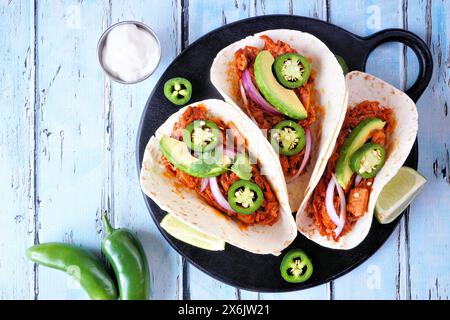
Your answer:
[332,173,347,237]
[171,131,181,140]
[239,80,258,124]
[239,80,249,106]
[325,176,341,227]
[200,178,209,192]
[325,174,347,237]
[286,128,312,183]
[224,147,236,159]
[208,177,235,213]
[354,175,363,186]
[241,69,283,116]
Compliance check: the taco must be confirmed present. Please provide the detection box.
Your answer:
[296,71,418,249]
[140,99,297,255]
[210,29,348,211]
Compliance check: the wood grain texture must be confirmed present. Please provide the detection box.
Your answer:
[34,0,110,300]
[109,0,182,300]
[0,0,35,300]
[406,0,450,300]
[328,0,405,299]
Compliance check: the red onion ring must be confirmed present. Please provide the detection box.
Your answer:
[224,147,236,159]
[239,80,249,106]
[200,178,209,192]
[171,131,182,140]
[286,128,312,183]
[325,173,347,237]
[241,69,283,116]
[239,80,258,124]
[354,175,363,186]
[332,173,347,237]
[208,177,235,213]
[325,176,341,227]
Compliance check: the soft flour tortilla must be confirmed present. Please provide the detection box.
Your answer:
[210,29,348,212]
[140,99,297,255]
[296,71,419,250]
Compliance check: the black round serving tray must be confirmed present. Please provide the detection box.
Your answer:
[136,15,432,292]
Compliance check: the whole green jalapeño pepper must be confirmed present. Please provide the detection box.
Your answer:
[102,213,150,300]
[26,243,117,300]
[280,249,313,283]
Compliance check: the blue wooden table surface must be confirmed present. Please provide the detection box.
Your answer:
[0,0,448,300]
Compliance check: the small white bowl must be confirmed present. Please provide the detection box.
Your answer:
[97,21,161,84]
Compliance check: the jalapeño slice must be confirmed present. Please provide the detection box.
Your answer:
[271,120,306,156]
[273,53,311,89]
[280,249,313,283]
[163,77,192,105]
[350,143,386,178]
[183,120,221,153]
[227,180,264,215]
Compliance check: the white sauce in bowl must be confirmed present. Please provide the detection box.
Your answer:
[101,23,160,83]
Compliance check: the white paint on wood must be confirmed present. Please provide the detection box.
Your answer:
[35,0,110,300]
[406,0,450,300]
[0,0,35,300]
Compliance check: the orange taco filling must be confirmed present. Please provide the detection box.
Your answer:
[231,35,318,180]
[308,101,395,241]
[161,105,280,226]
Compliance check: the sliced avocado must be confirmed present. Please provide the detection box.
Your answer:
[254,51,308,120]
[335,118,386,188]
[160,135,227,178]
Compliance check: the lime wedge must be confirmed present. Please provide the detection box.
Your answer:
[160,214,225,251]
[375,167,427,224]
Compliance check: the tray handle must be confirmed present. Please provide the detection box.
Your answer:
[363,29,433,102]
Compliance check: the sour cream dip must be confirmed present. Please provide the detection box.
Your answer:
[98,21,161,83]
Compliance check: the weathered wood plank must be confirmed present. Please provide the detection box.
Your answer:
[35,0,109,299]
[328,0,405,299]
[0,0,35,300]
[406,0,450,300]
[188,0,251,42]
[109,0,182,300]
